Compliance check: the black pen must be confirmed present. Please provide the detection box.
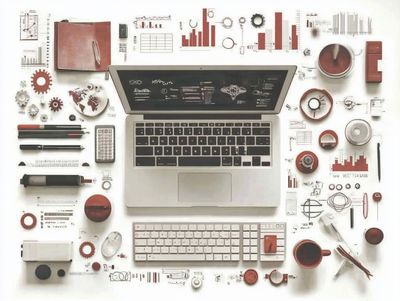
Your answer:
[18,124,84,131]
[20,144,84,150]
[377,142,381,182]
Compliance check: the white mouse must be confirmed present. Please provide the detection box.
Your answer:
[101,231,122,258]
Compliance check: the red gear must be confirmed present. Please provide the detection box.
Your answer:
[31,69,52,94]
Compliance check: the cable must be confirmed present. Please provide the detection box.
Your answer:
[327,192,352,212]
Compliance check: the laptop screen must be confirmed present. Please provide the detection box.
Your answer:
[110,66,297,113]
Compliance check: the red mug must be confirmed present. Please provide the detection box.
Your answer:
[293,239,331,269]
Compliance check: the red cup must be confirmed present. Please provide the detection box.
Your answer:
[293,239,331,269]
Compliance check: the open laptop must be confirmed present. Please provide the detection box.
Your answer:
[109,65,296,207]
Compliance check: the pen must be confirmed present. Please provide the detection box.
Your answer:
[377,143,381,182]
[20,144,84,150]
[17,124,84,131]
[18,132,87,139]
[20,174,93,187]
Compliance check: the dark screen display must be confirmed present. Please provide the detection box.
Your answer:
[117,69,288,111]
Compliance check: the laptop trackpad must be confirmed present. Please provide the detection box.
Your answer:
[178,173,232,204]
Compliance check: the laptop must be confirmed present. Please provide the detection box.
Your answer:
[109,65,296,207]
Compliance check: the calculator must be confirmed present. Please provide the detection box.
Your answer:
[95,125,115,163]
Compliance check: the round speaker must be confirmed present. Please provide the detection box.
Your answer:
[84,194,112,222]
[345,119,372,146]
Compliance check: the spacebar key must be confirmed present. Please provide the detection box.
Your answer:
[179,157,221,166]
[147,254,206,261]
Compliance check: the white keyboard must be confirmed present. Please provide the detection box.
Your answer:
[133,222,286,262]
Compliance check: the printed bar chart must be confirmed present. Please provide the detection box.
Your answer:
[181,8,216,47]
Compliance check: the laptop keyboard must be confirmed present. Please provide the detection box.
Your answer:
[134,121,271,167]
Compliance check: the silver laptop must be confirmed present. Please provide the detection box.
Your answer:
[109,65,296,207]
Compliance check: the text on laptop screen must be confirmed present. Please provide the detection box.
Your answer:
[117,69,288,111]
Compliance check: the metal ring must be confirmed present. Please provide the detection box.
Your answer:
[20,213,37,230]
[355,183,361,189]
[189,19,198,28]
[336,184,343,191]
[207,10,215,18]
[239,17,246,24]
[221,17,233,29]
[222,37,236,49]
[328,184,335,191]
[102,180,112,190]
[345,183,351,189]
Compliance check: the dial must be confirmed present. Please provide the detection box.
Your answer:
[300,88,333,121]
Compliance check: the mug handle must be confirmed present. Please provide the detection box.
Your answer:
[322,250,331,256]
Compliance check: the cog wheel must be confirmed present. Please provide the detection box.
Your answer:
[79,241,95,258]
[27,104,39,117]
[15,90,30,107]
[251,13,265,28]
[31,69,52,94]
[49,97,63,112]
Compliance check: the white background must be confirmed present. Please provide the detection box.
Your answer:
[1,0,400,300]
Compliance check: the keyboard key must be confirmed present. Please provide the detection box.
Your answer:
[253,128,270,135]
[238,146,246,155]
[157,157,177,166]
[169,137,177,145]
[234,123,242,126]
[160,137,168,145]
[234,157,241,166]
[150,137,158,145]
[198,137,207,145]
[155,123,163,127]
[192,147,200,155]
[213,128,222,135]
[217,137,226,145]
[136,157,155,166]
[174,128,183,135]
[222,147,230,155]
[208,137,216,145]
[189,123,198,126]
[136,128,144,135]
[244,123,251,126]
[203,128,211,135]
[173,123,180,126]
[237,137,245,145]
[216,123,225,126]
[155,128,163,135]
[165,128,173,135]
[202,147,211,155]
[184,128,193,135]
[222,128,231,135]
[222,157,232,166]
[183,147,191,155]
[227,137,235,145]
[165,123,172,126]
[179,157,221,166]
[243,162,251,166]
[247,146,270,155]
[194,128,202,135]
[164,147,172,155]
[256,137,269,145]
[199,123,208,126]
[173,147,182,156]
[155,147,162,155]
[145,123,154,127]
[262,162,271,166]
[252,156,261,166]
[136,123,144,127]
[136,137,148,145]
[246,137,255,145]
[189,137,197,145]
[242,128,251,135]
[136,147,153,155]
[178,137,188,145]
[145,128,154,135]
[212,147,220,155]
[232,128,240,135]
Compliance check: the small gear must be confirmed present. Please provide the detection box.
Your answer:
[251,13,265,28]
[27,104,39,117]
[49,97,63,112]
[31,69,52,94]
[40,114,48,122]
[15,90,30,107]
[79,241,95,258]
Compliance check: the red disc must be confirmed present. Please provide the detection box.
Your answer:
[79,241,96,258]
[92,262,101,271]
[84,194,112,222]
[243,269,258,285]
[365,227,384,245]
[20,213,37,230]
[319,130,338,150]
[295,151,319,174]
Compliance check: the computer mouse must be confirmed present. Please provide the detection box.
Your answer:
[101,231,122,258]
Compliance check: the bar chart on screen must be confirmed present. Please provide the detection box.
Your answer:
[331,151,369,172]
[181,8,216,49]
[256,10,300,51]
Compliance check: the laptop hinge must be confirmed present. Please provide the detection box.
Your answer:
[143,114,262,120]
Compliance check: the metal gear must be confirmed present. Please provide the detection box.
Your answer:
[31,69,52,94]
[49,97,63,112]
[251,13,265,28]
[15,90,30,107]
[27,104,39,117]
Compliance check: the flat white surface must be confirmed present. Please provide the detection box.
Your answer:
[0,0,400,300]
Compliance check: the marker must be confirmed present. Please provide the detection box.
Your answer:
[19,144,84,150]
[18,124,84,131]
[377,143,381,182]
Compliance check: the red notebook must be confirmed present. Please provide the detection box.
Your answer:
[54,21,111,71]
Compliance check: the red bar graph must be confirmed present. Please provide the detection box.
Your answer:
[291,25,298,49]
[331,154,369,172]
[258,32,266,50]
[275,12,282,49]
[182,8,216,47]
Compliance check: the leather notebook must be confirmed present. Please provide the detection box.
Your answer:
[54,21,111,71]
